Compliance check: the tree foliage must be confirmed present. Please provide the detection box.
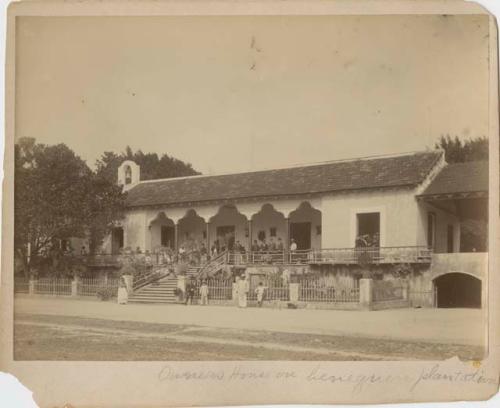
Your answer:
[435,135,488,163]
[95,146,200,183]
[14,138,126,276]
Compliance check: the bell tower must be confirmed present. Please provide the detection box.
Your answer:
[118,160,140,191]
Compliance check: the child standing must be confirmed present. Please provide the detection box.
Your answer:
[255,282,266,307]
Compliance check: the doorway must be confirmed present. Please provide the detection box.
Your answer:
[290,222,311,250]
[216,225,236,250]
[356,212,380,246]
[434,273,481,308]
[111,227,124,254]
[161,226,175,249]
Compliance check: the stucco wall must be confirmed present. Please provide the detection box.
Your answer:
[121,186,461,253]
[417,201,461,253]
[321,188,420,248]
[123,210,148,252]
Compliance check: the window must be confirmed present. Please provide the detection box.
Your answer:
[316,225,322,236]
[124,166,132,184]
[427,212,436,249]
[258,230,266,241]
[356,212,380,247]
[270,227,277,237]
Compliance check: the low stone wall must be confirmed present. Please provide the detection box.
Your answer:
[297,301,360,311]
[408,291,434,308]
[371,299,410,311]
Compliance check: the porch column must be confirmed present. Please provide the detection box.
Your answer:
[174,223,179,253]
[285,217,290,249]
[206,222,210,251]
[247,219,253,251]
[285,217,290,264]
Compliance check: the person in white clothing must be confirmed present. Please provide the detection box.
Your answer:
[236,274,249,308]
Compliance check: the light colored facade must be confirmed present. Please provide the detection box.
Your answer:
[104,151,487,309]
[111,151,461,255]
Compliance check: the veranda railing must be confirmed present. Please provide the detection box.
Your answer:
[227,246,432,266]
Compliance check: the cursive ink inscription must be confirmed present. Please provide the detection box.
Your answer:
[157,363,498,395]
[306,364,414,394]
[410,363,498,392]
[158,365,225,381]
[158,365,297,382]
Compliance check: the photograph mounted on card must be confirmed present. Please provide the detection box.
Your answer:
[0,0,498,407]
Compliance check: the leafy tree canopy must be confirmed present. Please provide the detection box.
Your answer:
[15,138,126,275]
[435,135,488,163]
[95,146,200,183]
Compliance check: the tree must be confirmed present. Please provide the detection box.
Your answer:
[435,135,488,163]
[14,138,125,276]
[96,147,200,183]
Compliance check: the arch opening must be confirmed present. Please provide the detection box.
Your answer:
[433,273,481,308]
[289,201,322,250]
[149,212,175,251]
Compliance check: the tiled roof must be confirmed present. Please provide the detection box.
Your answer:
[125,151,442,207]
[420,161,488,197]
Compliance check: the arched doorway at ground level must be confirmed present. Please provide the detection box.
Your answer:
[433,273,481,308]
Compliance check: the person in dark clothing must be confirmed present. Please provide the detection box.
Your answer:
[185,279,196,305]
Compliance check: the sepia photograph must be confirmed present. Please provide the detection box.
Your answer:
[1,0,499,406]
[11,12,490,363]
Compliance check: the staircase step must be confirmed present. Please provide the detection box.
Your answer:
[129,294,176,299]
[127,275,181,303]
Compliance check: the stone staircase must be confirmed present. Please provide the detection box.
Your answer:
[186,266,201,279]
[128,275,178,304]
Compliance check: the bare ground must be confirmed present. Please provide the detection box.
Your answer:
[14,313,485,361]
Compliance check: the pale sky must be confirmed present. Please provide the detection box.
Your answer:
[15,15,489,174]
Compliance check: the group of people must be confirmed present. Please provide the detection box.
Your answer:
[355,233,380,248]
[235,274,266,308]
[250,237,286,252]
[184,278,209,306]
[182,274,271,308]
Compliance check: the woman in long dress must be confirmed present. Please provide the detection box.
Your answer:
[237,274,249,308]
[117,276,128,304]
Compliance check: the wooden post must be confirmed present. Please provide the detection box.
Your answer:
[247,219,252,251]
[206,222,210,251]
[174,223,179,253]
[285,217,290,263]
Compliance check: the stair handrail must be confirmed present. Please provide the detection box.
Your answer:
[132,267,171,292]
[197,251,228,278]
